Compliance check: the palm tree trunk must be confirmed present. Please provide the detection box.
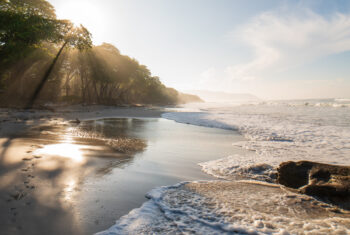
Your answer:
[26,41,68,108]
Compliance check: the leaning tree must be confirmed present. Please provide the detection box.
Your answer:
[26,24,92,108]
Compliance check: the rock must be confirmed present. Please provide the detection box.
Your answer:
[22,157,32,161]
[277,161,350,209]
[69,118,81,124]
[31,144,43,148]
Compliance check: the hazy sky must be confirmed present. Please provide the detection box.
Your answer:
[49,0,350,99]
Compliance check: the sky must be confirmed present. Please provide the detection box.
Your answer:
[48,0,350,99]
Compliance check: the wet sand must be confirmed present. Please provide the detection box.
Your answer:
[0,106,163,235]
[185,181,350,233]
[0,105,243,234]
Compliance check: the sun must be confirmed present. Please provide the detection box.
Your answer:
[55,1,101,28]
[53,0,106,44]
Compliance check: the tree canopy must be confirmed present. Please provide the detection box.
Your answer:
[0,0,201,107]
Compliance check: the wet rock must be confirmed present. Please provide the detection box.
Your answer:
[22,157,32,161]
[277,161,350,209]
[69,118,81,124]
[31,144,43,148]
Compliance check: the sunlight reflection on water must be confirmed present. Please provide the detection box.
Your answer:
[36,143,85,163]
[34,128,87,163]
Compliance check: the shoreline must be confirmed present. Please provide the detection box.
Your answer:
[0,106,166,235]
[1,104,166,120]
[2,104,349,234]
[98,103,350,234]
[98,178,350,234]
[0,105,242,234]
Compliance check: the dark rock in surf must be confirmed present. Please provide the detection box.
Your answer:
[69,118,81,124]
[277,161,350,210]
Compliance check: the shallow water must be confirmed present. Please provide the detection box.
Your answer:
[99,100,350,234]
[99,180,350,235]
[0,116,243,235]
[163,100,350,181]
[73,118,244,233]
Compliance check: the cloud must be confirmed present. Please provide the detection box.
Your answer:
[200,67,217,80]
[226,9,350,81]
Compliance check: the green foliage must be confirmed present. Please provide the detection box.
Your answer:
[0,0,91,70]
[0,11,67,65]
[63,24,92,50]
[0,0,200,107]
[1,0,56,19]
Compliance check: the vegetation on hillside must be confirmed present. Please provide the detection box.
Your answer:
[0,0,202,107]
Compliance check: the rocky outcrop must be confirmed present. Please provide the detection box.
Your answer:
[277,161,350,210]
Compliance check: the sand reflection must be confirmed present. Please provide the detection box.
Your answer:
[0,118,148,234]
[35,143,85,163]
[34,128,86,163]
[64,179,77,201]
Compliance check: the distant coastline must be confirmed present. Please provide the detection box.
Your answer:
[185,90,259,102]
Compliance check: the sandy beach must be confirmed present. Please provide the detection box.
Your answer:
[1,104,350,234]
[0,105,165,234]
[2,0,350,233]
[0,105,243,234]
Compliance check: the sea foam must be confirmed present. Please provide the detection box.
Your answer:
[163,100,350,181]
[97,100,350,234]
[97,180,350,235]
[96,182,259,235]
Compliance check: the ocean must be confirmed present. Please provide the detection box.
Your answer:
[97,99,350,234]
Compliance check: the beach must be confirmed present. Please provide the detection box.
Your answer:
[99,100,350,234]
[1,101,350,234]
[0,105,164,234]
[0,105,242,234]
[2,0,350,233]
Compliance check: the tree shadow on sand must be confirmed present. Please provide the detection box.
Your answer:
[0,117,149,235]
